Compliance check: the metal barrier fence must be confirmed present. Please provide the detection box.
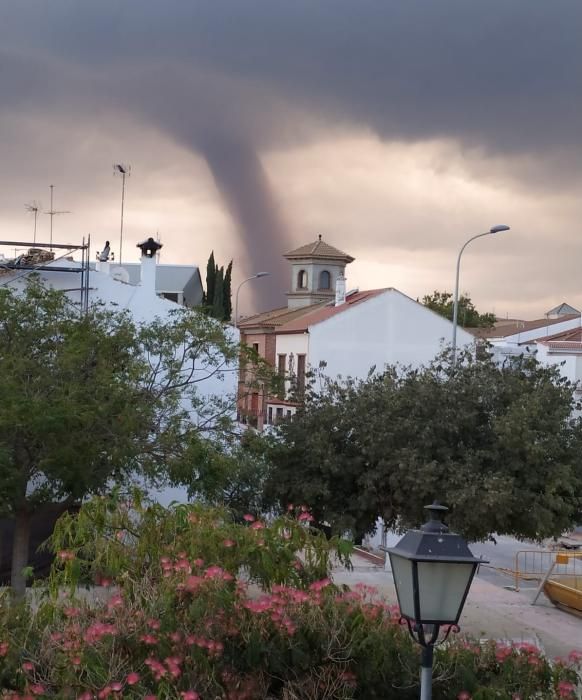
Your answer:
[513,549,582,592]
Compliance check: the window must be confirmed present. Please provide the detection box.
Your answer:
[286,410,292,418]
[268,407,273,424]
[160,292,179,303]
[319,270,331,290]
[276,407,284,423]
[277,354,287,376]
[297,354,306,394]
[297,270,308,289]
[252,343,259,355]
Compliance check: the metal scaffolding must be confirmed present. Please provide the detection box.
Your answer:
[0,237,91,313]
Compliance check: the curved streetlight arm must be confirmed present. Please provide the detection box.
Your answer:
[234,272,270,328]
[451,228,508,366]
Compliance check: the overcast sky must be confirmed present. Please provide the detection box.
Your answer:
[1,1,580,317]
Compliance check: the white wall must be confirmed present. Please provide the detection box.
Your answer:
[306,289,475,380]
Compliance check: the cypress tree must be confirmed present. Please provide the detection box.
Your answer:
[205,251,216,308]
[223,261,233,321]
[213,266,225,320]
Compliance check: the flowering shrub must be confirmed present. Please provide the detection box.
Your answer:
[0,495,579,698]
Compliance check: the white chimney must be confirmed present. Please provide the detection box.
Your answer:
[335,275,346,306]
[136,237,163,295]
[96,259,110,275]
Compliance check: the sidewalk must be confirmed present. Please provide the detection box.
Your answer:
[332,556,582,659]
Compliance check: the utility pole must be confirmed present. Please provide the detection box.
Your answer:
[114,164,131,263]
[24,202,40,244]
[45,185,70,249]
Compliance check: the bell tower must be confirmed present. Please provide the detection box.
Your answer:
[283,235,355,309]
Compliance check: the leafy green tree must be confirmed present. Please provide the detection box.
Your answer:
[266,354,582,542]
[0,280,239,595]
[422,290,496,328]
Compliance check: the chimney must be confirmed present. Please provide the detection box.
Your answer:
[335,275,346,306]
[136,237,163,295]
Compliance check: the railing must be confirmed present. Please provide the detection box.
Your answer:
[513,549,582,592]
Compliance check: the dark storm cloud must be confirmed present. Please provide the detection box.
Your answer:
[0,1,580,307]
[2,1,580,156]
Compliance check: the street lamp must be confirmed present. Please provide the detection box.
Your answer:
[234,272,270,327]
[387,503,487,700]
[114,164,131,264]
[451,225,510,365]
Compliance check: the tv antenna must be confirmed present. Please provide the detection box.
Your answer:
[45,184,71,249]
[24,201,42,244]
[114,163,131,264]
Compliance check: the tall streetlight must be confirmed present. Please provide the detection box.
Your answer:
[114,164,131,264]
[235,272,270,327]
[451,225,510,365]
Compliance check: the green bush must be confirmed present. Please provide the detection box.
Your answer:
[0,494,579,699]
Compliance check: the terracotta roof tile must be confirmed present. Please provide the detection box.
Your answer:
[536,326,582,346]
[238,302,327,329]
[471,314,580,339]
[283,236,354,262]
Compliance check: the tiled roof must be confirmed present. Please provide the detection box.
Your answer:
[283,236,354,262]
[536,326,582,349]
[277,289,388,333]
[238,302,328,329]
[470,314,580,339]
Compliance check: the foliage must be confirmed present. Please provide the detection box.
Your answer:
[202,251,233,322]
[0,280,239,594]
[422,290,496,328]
[0,496,579,699]
[266,353,582,542]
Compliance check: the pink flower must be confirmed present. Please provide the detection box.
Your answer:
[29,685,45,696]
[126,672,140,685]
[250,521,265,530]
[558,680,576,697]
[309,578,331,592]
[287,503,294,511]
[223,539,236,548]
[77,692,93,700]
[458,693,471,700]
[181,692,199,700]
[58,550,75,561]
[110,682,123,692]
[298,512,314,522]
[0,641,8,656]
[22,662,35,672]
[243,513,255,522]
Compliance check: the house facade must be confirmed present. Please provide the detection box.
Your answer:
[238,237,475,430]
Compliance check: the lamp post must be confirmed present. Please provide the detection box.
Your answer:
[451,225,510,365]
[114,164,131,264]
[387,503,487,700]
[234,272,270,327]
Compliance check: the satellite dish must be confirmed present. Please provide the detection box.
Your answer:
[110,267,131,284]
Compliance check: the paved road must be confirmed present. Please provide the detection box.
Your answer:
[379,531,582,590]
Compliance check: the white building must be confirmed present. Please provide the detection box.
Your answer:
[238,237,475,428]
[0,237,238,504]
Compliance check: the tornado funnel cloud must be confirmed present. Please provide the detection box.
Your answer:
[199,136,291,312]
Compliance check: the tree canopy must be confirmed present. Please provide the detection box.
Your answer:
[266,354,582,542]
[0,280,239,594]
[422,290,496,328]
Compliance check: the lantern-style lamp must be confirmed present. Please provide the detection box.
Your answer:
[387,503,487,700]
